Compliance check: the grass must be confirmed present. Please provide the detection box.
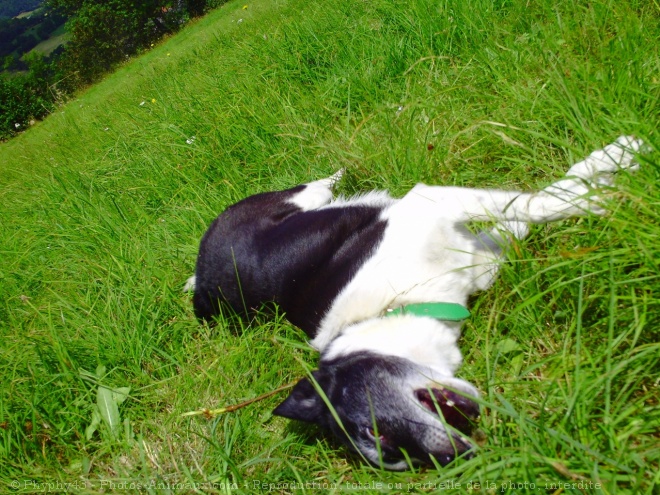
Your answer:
[1,0,659,492]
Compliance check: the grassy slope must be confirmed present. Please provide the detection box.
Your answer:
[1,0,659,492]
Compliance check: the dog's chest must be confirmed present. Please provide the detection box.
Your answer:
[311,211,480,349]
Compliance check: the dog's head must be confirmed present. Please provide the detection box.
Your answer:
[273,351,479,470]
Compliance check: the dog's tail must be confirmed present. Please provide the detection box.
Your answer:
[183,275,196,292]
[315,168,345,189]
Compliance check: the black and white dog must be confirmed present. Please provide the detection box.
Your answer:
[187,136,642,470]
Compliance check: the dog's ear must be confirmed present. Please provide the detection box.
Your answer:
[272,374,325,423]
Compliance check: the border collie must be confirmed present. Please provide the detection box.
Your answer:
[186,136,642,470]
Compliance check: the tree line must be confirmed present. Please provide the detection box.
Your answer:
[1,0,226,140]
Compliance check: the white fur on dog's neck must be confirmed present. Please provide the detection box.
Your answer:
[321,315,464,378]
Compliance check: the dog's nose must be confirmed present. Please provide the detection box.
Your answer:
[415,387,480,435]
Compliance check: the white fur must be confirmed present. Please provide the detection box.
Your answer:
[323,315,464,378]
[288,169,345,211]
[188,136,642,376]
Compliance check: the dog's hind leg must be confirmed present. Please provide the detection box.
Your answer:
[511,135,642,222]
[485,221,530,242]
[464,136,642,290]
[288,169,345,211]
[529,135,643,219]
[407,136,643,225]
[473,220,529,264]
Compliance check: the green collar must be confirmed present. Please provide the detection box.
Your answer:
[385,302,470,322]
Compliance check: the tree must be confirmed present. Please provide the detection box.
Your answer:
[47,0,160,81]
[46,0,217,84]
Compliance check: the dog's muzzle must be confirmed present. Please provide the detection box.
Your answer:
[415,387,480,435]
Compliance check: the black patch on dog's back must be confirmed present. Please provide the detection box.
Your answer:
[193,186,386,337]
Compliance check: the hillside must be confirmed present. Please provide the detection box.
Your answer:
[1,0,659,491]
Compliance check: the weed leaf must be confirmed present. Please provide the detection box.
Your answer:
[97,386,130,437]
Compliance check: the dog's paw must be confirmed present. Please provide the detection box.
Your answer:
[541,136,645,218]
[597,135,644,174]
[566,136,644,184]
[613,135,644,164]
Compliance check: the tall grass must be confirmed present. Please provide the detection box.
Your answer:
[1,0,658,492]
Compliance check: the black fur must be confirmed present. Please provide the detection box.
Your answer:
[192,185,386,335]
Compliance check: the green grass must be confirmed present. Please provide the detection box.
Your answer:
[1,0,659,492]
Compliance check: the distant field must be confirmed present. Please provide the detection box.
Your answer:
[14,6,40,18]
[27,23,66,56]
[1,0,658,492]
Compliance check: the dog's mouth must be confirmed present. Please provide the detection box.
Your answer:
[415,387,480,435]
